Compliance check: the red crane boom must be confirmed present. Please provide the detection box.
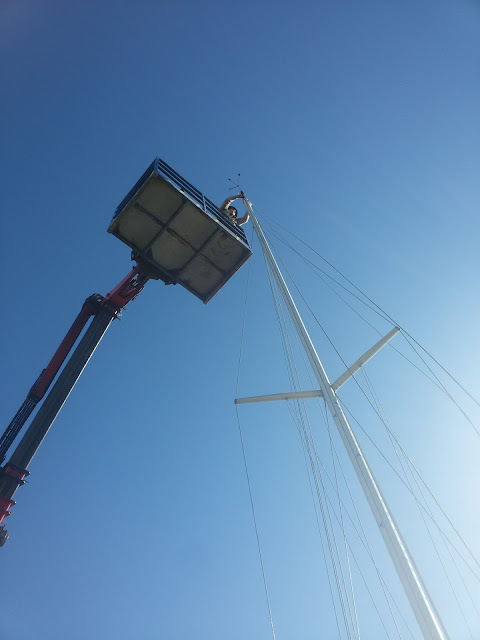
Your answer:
[0,262,164,545]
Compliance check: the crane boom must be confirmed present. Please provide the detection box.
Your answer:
[0,262,161,545]
[0,297,99,464]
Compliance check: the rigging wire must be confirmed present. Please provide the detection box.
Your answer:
[360,368,476,639]
[264,251,366,639]
[304,401,413,638]
[254,206,480,457]
[304,408,358,640]
[398,331,480,439]
[252,205,480,410]
[263,253,347,638]
[286,329,361,639]
[259,222,480,636]
[321,400,413,640]
[234,234,277,640]
[324,403,362,640]
[257,213,480,437]
[263,223,468,637]
[401,450,480,622]
[265,241,383,638]
[338,397,480,585]
[262,229,480,586]
[339,376,480,589]
[290,312,411,639]
[299,421,346,639]
[264,254,415,639]
[241,211,479,638]
[257,218,451,395]
[317,427,417,639]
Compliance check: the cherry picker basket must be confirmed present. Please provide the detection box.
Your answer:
[108,157,252,303]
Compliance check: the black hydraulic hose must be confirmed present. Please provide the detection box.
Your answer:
[0,398,38,464]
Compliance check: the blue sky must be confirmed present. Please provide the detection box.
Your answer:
[0,1,479,638]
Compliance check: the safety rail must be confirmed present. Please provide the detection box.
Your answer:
[114,157,249,247]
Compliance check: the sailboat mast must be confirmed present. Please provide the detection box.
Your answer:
[245,200,449,640]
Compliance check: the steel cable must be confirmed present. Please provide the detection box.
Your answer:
[234,234,277,640]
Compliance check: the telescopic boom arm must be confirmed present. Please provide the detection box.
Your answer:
[0,297,99,464]
[0,261,163,546]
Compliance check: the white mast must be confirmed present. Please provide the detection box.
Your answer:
[244,200,449,640]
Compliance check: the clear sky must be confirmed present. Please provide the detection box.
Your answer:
[0,1,479,639]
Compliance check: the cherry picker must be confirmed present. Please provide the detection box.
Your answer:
[0,157,252,546]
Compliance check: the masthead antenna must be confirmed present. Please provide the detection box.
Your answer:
[228,173,242,191]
